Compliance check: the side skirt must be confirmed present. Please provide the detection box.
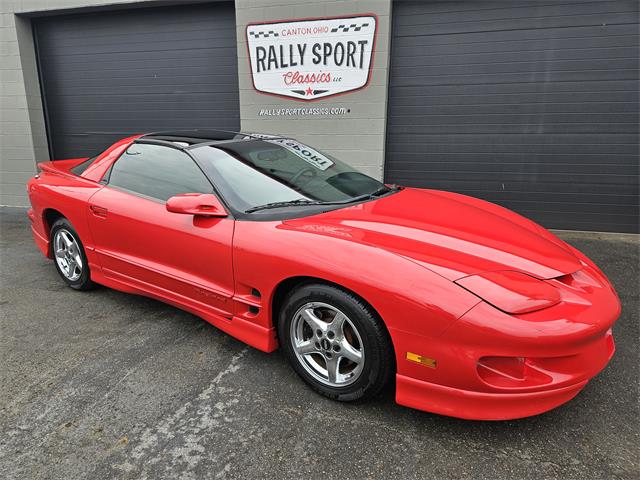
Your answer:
[90,267,278,353]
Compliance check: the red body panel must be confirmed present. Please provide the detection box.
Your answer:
[26,138,621,420]
[282,188,582,281]
[87,187,235,315]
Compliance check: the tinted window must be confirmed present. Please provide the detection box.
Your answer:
[108,144,213,201]
[71,155,99,176]
[191,138,384,212]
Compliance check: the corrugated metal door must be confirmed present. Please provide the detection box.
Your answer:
[34,3,239,159]
[385,0,639,233]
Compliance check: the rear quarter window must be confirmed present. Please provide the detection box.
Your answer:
[71,156,99,176]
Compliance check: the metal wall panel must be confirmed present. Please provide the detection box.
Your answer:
[386,0,639,233]
[34,3,239,159]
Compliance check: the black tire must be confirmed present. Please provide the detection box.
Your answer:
[50,218,95,291]
[278,283,394,402]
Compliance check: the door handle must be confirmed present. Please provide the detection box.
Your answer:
[90,205,108,218]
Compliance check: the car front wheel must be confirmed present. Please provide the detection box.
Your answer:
[278,283,393,402]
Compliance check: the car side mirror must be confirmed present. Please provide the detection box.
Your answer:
[166,193,228,217]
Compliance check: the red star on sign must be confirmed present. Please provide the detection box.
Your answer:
[305,87,313,96]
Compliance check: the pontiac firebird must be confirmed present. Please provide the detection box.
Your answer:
[26,130,620,420]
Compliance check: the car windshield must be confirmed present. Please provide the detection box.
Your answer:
[190,137,388,213]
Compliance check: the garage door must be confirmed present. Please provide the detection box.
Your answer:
[385,1,639,233]
[34,3,239,160]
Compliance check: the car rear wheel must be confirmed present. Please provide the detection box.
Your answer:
[50,218,94,290]
[278,283,393,402]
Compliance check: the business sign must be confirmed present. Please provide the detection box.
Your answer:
[246,15,377,101]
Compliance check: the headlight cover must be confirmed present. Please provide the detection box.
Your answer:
[455,270,561,314]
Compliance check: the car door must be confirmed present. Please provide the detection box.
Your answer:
[87,142,234,318]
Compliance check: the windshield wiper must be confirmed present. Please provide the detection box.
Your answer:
[245,199,321,213]
[362,185,392,199]
[245,186,400,213]
[336,185,396,204]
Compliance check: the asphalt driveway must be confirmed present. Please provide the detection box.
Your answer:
[1,207,638,479]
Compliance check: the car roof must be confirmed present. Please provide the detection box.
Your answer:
[139,129,282,148]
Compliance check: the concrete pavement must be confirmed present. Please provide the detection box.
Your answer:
[1,208,638,479]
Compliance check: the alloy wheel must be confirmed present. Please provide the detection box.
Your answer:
[290,302,365,387]
[53,228,83,281]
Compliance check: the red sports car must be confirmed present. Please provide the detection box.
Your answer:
[26,130,620,420]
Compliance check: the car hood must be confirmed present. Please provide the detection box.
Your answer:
[282,188,581,281]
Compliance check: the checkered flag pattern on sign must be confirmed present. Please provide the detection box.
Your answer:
[330,23,370,33]
[249,30,279,38]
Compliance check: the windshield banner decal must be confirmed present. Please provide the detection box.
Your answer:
[248,134,334,170]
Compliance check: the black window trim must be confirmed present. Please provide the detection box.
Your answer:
[134,137,190,150]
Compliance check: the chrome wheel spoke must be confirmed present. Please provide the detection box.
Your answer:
[339,340,363,364]
[55,235,64,252]
[330,312,347,335]
[60,231,73,247]
[301,308,326,333]
[326,356,340,383]
[294,340,316,356]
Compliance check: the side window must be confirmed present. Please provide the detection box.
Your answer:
[71,155,99,176]
[107,144,213,201]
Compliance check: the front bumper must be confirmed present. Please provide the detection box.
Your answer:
[392,260,620,420]
[395,322,615,420]
[396,374,588,421]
